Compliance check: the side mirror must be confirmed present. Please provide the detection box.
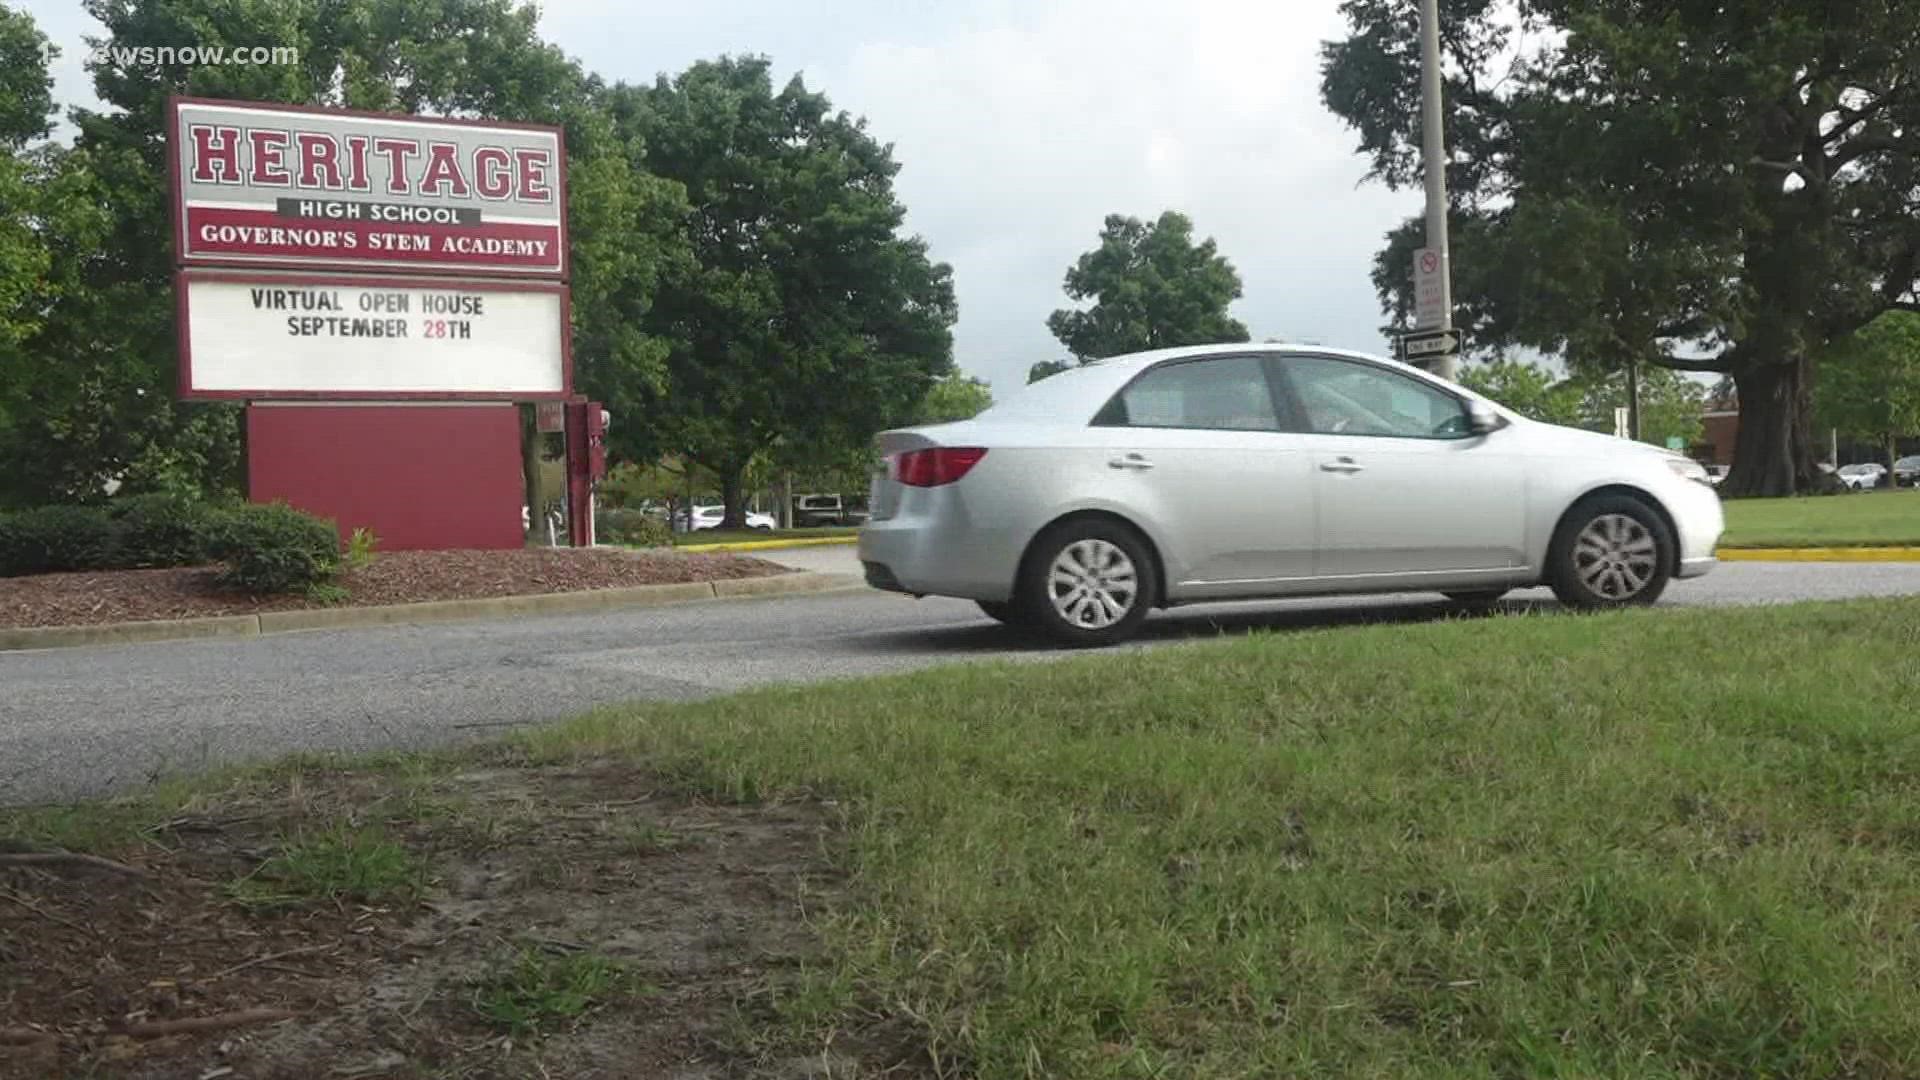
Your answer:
[1467,401,1502,435]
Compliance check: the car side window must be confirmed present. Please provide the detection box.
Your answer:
[1281,355,1471,440]
[1092,356,1283,432]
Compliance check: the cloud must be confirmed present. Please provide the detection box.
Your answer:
[800,0,1422,389]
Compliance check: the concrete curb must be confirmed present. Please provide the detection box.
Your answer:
[675,535,859,553]
[1717,547,1920,562]
[0,571,866,654]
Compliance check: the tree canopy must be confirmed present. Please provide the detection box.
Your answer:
[1321,0,1920,496]
[1461,357,1705,447]
[608,56,958,526]
[1816,310,1920,470]
[1048,210,1249,362]
[917,373,993,424]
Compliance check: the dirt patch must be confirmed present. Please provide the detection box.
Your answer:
[0,761,909,1079]
[0,548,790,630]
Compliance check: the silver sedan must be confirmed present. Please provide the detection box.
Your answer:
[858,344,1725,646]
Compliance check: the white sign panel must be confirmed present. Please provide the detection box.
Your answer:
[1413,246,1446,330]
[179,273,567,399]
[168,96,567,277]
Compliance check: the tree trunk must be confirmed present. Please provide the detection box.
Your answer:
[1722,355,1826,497]
[1890,434,1901,490]
[719,467,745,529]
[1627,358,1641,442]
[520,406,541,544]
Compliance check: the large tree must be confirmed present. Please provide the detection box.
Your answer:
[1048,210,1249,362]
[612,56,958,527]
[1321,0,1920,496]
[1817,311,1920,477]
[0,0,685,508]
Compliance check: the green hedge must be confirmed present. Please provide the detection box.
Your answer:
[595,507,674,548]
[108,492,226,568]
[0,505,123,575]
[0,497,342,594]
[208,503,342,594]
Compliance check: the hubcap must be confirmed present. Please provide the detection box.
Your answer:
[1574,513,1658,599]
[1048,539,1138,630]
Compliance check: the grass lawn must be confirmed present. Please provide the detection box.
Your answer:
[11,597,1920,1076]
[673,525,859,547]
[1720,487,1920,547]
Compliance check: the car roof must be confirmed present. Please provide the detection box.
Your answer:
[973,341,1494,426]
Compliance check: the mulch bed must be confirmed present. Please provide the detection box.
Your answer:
[0,548,791,631]
[0,760,917,1079]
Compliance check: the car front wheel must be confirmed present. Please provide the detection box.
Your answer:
[1017,520,1157,647]
[1547,495,1673,609]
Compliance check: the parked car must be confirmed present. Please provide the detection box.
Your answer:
[858,343,1725,646]
[1836,463,1885,490]
[1894,456,1920,488]
[791,493,870,528]
[684,505,776,531]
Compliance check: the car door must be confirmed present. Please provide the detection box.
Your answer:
[1087,353,1316,591]
[1273,353,1526,578]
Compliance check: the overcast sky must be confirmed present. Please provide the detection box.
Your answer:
[21,0,1423,395]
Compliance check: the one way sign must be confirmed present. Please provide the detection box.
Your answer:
[1396,328,1463,361]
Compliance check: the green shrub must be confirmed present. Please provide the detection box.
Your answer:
[0,505,122,576]
[107,492,220,569]
[209,502,342,594]
[595,507,673,548]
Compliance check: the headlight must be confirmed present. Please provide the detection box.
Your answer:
[1665,457,1711,485]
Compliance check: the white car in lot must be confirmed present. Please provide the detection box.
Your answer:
[859,344,1725,646]
[685,505,776,531]
[1835,463,1885,491]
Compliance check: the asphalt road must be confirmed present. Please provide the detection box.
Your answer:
[5,554,1920,806]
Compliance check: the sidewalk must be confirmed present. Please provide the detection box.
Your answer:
[751,544,863,575]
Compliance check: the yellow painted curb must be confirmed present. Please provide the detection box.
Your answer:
[676,535,859,554]
[1716,547,1920,562]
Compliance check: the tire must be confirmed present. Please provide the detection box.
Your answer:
[1016,519,1158,647]
[1443,590,1509,606]
[1546,494,1674,609]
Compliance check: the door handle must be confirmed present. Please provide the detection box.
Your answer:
[1320,457,1365,474]
[1108,454,1154,471]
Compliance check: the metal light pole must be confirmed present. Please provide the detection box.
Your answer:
[1419,0,1457,380]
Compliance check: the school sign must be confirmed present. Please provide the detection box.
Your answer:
[167,97,571,399]
[169,97,567,278]
[166,96,579,551]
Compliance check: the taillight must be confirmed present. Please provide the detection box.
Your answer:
[892,447,987,487]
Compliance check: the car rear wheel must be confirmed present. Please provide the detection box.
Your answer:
[1017,520,1157,647]
[1547,495,1673,609]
